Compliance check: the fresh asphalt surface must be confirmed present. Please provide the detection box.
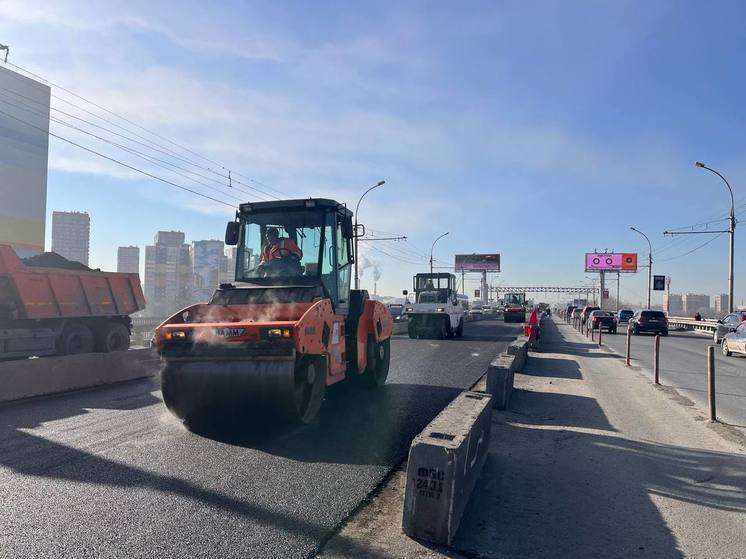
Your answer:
[567,320,746,427]
[0,318,520,559]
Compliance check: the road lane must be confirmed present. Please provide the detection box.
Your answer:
[0,318,520,559]
[562,320,746,427]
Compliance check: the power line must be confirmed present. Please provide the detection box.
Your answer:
[2,59,290,200]
[0,95,253,203]
[0,106,235,208]
[656,232,725,263]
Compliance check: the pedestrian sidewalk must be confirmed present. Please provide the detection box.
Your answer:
[319,317,746,559]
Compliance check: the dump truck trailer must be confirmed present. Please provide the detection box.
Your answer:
[0,245,145,359]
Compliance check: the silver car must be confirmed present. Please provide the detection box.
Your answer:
[713,312,746,344]
[722,322,746,356]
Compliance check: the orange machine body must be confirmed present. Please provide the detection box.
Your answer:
[155,297,393,385]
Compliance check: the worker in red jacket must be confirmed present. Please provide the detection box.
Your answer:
[260,227,303,263]
[525,308,540,343]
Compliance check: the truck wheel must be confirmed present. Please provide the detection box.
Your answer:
[362,337,390,387]
[445,317,454,338]
[96,322,131,352]
[408,322,418,339]
[438,318,448,340]
[57,324,95,355]
[456,319,464,337]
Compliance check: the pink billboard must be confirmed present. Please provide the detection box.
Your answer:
[585,253,638,273]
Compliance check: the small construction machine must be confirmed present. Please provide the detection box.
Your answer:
[154,198,393,426]
[405,272,466,339]
[502,292,527,323]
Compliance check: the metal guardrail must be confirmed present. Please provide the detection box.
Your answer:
[131,317,165,330]
[665,316,718,334]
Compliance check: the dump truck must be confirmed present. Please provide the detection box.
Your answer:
[502,292,527,323]
[154,198,394,426]
[405,272,466,339]
[0,244,145,359]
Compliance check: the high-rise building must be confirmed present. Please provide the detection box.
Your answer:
[218,246,238,285]
[663,293,683,315]
[715,294,730,315]
[0,65,50,258]
[682,293,710,315]
[51,211,90,266]
[192,240,224,300]
[144,231,192,316]
[117,246,140,274]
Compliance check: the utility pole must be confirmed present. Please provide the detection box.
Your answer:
[665,277,672,313]
[616,271,621,312]
[630,226,652,309]
[696,162,735,313]
[600,271,605,310]
[429,231,449,275]
[353,180,385,290]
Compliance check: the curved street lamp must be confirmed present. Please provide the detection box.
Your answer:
[696,162,735,313]
[630,226,652,309]
[430,231,449,274]
[354,180,385,290]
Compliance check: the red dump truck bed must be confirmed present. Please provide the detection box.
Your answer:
[0,244,145,319]
[0,245,146,358]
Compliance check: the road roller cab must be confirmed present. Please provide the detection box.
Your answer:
[154,198,393,426]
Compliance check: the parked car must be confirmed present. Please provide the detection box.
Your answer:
[721,322,746,356]
[564,305,577,321]
[589,310,617,333]
[629,310,668,336]
[581,305,601,326]
[571,308,582,320]
[713,311,746,344]
[616,309,634,324]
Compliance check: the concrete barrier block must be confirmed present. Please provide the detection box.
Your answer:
[486,354,515,410]
[0,349,160,403]
[403,391,492,546]
[506,338,528,370]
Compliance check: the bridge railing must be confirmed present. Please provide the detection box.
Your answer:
[666,316,718,334]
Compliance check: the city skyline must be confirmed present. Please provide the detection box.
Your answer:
[3,2,746,302]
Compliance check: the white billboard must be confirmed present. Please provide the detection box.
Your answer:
[0,65,50,257]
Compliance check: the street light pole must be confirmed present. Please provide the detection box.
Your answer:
[630,226,652,309]
[430,232,449,274]
[696,162,736,313]
[354,180,385,290]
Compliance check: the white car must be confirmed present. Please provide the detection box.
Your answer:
[722,323,746,356]
[713,312,746,344]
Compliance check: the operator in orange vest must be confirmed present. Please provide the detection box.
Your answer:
[260,227,303,264]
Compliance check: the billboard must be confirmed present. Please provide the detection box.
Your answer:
[585,253,637,273]
[653,275,665,291]
[0,65,50,257]
[455,253,500,272]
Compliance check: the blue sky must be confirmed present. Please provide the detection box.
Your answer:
[2,0,746,306]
